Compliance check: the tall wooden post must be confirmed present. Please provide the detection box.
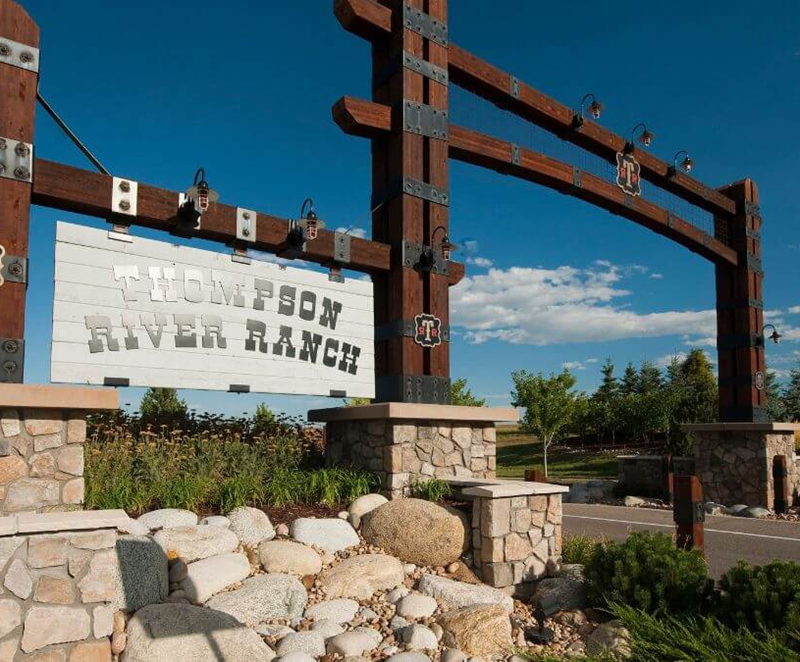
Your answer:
[715,179,766,422]
[0,0,39,383]
[673,475,704,553]
[371,0,451,403]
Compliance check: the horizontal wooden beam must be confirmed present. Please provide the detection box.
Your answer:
[32,159,466,284]
[335,0,738,219]
[334,97,739,267]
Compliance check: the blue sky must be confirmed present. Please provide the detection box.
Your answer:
[19,1,800,417]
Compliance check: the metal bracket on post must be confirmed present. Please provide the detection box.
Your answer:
[230,208,257,264]
[402,3,448,47]
[0,137,33,183]
[0,38,39,73]
[510,76,520,99]
[229,384,250,394]
[371,176,450,210]
[0,254,27,285]
[103,377,130,388]
[744,201,761,220]
[373,51,448,88]
[746,253,763,274]
[334,231,351,264]
[401,240,449,276]
[667,212,675,229]
[173,192,201,237]
[573,168,582,188]
[376,319,450,343]
[0,338,24,383]
[402,101,449,141]
[109,177,138,240]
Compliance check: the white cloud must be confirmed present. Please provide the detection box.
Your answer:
[467,256,494,268]
[656,352,687,368]
[585,358,599,364]
[789,306,800,314]
[562,361,587,370]
[335,226,368,239]
[650,273,664,280]
[451,262,717,346]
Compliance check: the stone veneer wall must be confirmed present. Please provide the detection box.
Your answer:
[325,419,496,498]
[0,514,125,660]
[694,429,798,509]
[617,455,695,498]
[0,408,86,513]
[469,492,562,596]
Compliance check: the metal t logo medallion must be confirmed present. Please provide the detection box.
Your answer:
[616,152,642,197]
[414,313,442,348]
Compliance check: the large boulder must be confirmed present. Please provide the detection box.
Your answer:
[361,499,468,567]
[586,620,632,659]
[276,631,326,658]
[417,574,513,613]
[114,535,168,612]
[153,525,239,563]
[227,507,275,546]
[326,629,382,656]
[137,509,197,531]
[349,494,388,519]
[123,603,274,661]
[205,573,307,626]
[318,554,404,600]
[437,605,513,657]
[304,598,359,624]
[531,578,587,612]
[290,518,359,553]
[180,552,251,604]
[258,540,322,576]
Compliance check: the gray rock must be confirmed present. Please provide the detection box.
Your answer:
[257,624,295,639]
[401,624,438,650]
[205,573,308,626]
[705,502,729,516]
[118,518,151,536]
[124,603,274,661]
[531,578,587,612]
[558,564,585,583]
[311,619,345,640]
[349,493,389,519]
[290,518,359,553]
[385,587,410,603]
[743,506,771,519]
[417,574,513,613]
[390,616,411,632]
[180,552,251,604]
[228,506,275,546]
[305,598,359,624]
[387,654,431,662]
[586,619,632,659]
[441,649,467,662]
[277,631,326,657]
[396,594,437,619]
[199,515,231,528]
[359,606,379,621]
[153,525,239,563]
[729,504,750,515]
[326,630,380,657]
[114,535,169,612]
[137,508,198,530]
[318,553,404,600]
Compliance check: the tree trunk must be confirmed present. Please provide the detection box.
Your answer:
[543,438,550,477]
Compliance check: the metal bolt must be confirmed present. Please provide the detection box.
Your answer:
[242,212,251,220]
[119,180,131,193]
[13,166,29,180]
[15,142,29,157]
[0,43,10,57]
[2,360,17,376]
[118,200,131,212]
[3,340,18,354]
[8,261,22,277]
[19,51,33,64]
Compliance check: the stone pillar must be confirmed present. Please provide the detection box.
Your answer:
[0,386,118,513]
[308,403,518,498]
[455,480,568,598]
[686,423,800,509]
[0,509,130,659]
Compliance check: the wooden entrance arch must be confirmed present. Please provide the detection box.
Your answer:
[333,0,766,422]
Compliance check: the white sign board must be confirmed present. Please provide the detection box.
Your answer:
[51,222,375,398]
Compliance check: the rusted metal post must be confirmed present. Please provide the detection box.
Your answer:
[773,455,789,515]
[524,469,548,483]
[673,475,705,553]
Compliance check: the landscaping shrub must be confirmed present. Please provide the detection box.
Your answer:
[584,532,713,614]
[409,478,452,502]
[612,602,800,661]
[561,534,603,566]
[716,560,800,634]
[85,410,377,513]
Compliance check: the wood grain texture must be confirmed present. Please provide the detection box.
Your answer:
[51,222,376,398]
[334,0,738,219]
[0,0,39,350]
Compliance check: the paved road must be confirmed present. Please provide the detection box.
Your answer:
[563,503,800,577]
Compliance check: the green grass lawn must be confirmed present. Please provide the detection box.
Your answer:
[496,428,617,482]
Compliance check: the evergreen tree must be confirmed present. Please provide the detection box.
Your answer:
[620,363,640,397]
[638,361,663,395]
[766,371,787,422]
[665,355,683,385]
[450,378,486,407]
[784,361,800,422]
[140,388,187,424]
[596,358,619,401]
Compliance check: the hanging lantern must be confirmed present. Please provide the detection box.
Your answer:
[589,99,603,120]
[681,154,694,173]
[186,168,218,214]
[300,198,325,241]
[439,234,457,261]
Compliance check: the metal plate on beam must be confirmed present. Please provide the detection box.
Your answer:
[0,37,39,73]
[334,231,351,264]
[103,377,130,387]
[402,4,448,47]
[374,51,448,88]
[0,254,27,285]
[745,201,761,219]
[746,253,763,274]
[510,76,520,99]
[0,137,33,183]
[717,298,763,311]
[573,168,582,188]
[511,145,520,167]
[112,177,138,217]
[401,240,449,276]
[0,338,23,383]
[376,374,451,405]
[402,101,449,141]
[372,176,450,210]
[236,208,257,244]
